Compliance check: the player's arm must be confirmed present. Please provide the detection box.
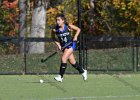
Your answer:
[68,24,81,41]
[51,29,61,50]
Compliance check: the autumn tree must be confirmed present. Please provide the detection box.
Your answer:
[28,0,48,54]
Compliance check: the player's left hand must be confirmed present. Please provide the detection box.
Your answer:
[73,36,77,42]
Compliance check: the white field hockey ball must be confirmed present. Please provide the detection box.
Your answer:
[40,79,44,83]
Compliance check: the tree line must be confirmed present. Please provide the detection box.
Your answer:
[0,0,140,54]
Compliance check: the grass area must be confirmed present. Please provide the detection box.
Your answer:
[0,47,136,74]
[88,47,133,70]
[0,74,140,100]
[0,54,24,73]
[0,52,80,74]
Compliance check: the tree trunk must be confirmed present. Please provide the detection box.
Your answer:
[90,0,95,32]
[28,0,47,54]
[19,0,26,54]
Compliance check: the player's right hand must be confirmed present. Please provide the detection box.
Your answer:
[58,45,62,51]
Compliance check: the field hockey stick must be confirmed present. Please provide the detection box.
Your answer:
[41,41,73,63]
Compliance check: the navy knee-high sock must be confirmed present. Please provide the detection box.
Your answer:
[72,62,84,74]
[59,63,67,78]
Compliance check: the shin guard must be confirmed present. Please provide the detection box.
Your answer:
[59,63,67,78]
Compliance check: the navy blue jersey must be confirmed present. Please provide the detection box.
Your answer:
[55,24,73,46]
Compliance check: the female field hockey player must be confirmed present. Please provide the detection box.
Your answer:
[52,14,87,82]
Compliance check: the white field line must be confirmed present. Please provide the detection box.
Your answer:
[49,94,140,100]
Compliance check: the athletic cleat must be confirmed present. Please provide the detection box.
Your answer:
[82,70,87,81]
[54,75,63,82]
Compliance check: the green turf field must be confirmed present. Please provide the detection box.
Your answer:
[0,74,140,100]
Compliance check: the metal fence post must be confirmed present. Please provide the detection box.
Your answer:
[136,46,139,71]
[24,38,27,74]
[78,0,83,67]
[136,37,139,72]
[132,37,137,72]
[132,43,135,72]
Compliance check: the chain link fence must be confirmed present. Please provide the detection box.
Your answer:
[86,36,137,72]
[0,37,80,74]
[0,37,24,74]
[0,0,140,74]
[0,36,140,74]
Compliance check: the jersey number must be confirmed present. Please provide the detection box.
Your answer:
[61,37,67,43]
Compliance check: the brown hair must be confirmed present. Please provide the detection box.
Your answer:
[56,13,68,25]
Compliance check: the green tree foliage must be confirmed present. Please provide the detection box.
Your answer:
[92,0,140,36]
[0,0,140,37]
[0,0,18,36]
[46,0,90,36]
[47,0,140,36]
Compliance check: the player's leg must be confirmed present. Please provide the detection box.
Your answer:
[68,53,84,73]
[68,53,87,80]
[54,48,73,82]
